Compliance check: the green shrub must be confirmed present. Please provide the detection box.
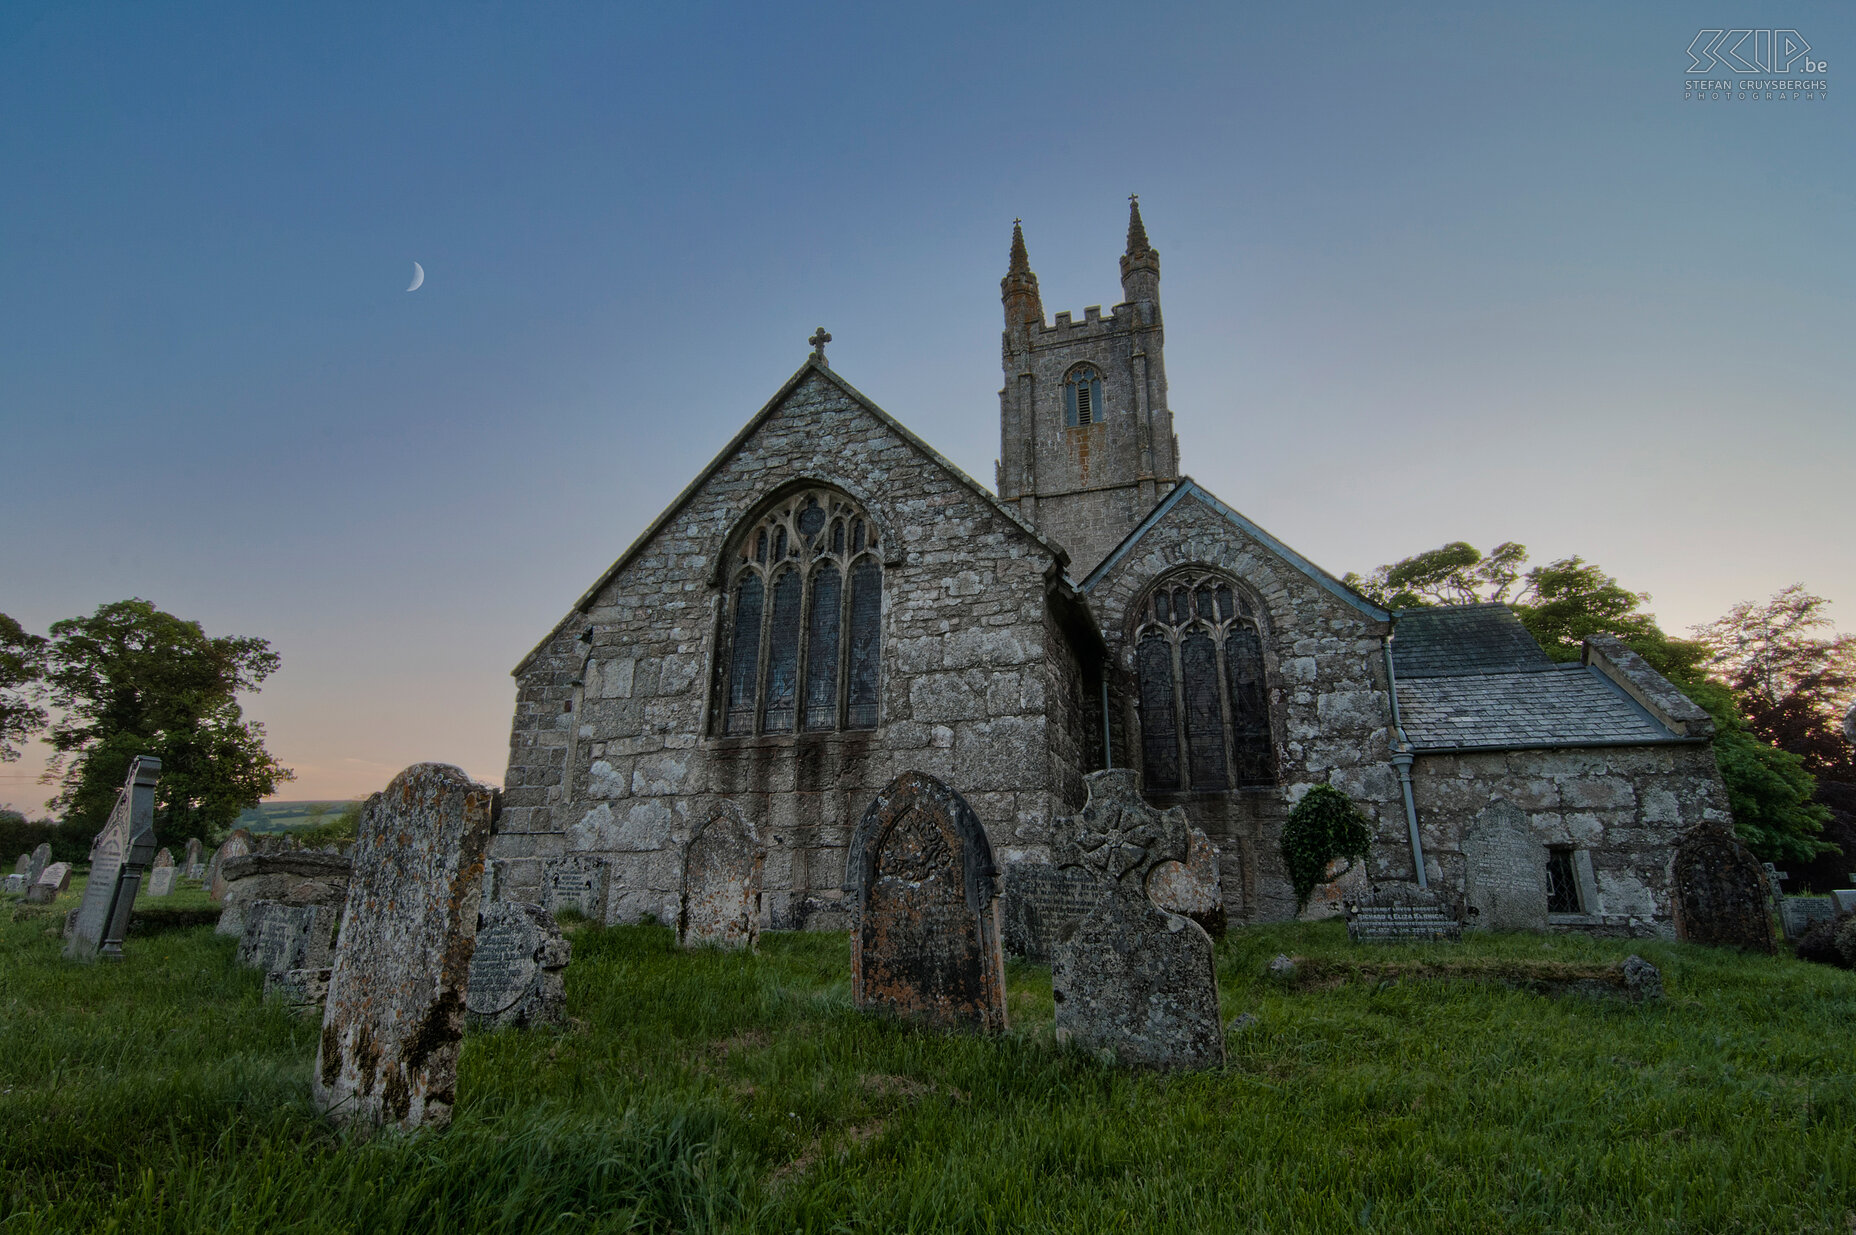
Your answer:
[1280,783,1373,909]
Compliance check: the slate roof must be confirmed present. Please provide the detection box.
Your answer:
[1390,604,1691,750]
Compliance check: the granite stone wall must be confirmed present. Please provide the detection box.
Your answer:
[495,366,1091,928]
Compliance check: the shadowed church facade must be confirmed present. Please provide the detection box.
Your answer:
[491,203,1733,936]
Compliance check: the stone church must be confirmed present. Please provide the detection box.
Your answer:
[490,202,1733,938]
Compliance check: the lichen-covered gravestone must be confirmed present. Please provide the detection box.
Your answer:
[1462,800,1548,931]
[676,802,765,949]
[65,756,162,961]
[237,901,337,973]
[466,901,570,1030]
[1002,862,1106,962]
[206,829,253,902]
[312,763,496,1130]
[543,853,609,921]
[1146,826,1226,937]
[147,849,177,897]
[1051,769,1224,1070]
[845,771,1007,1033]
[26,862,72,904]
[1673,824,1774,953]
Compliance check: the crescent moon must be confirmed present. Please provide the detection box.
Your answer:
[407,262,424,292]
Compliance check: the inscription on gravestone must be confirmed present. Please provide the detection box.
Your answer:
[1345,885,1462,943]
[466,901,570,1030]
[1462,800,1548,932]
[1673,825,1774,953]
[237,901,336,973]
[846,771,1007,1033]
[1002,862,1106,962]
[65,756,162,962]
[544,854,608,921]
[1780,896,1835,942]
[1050,769,1224,1070]
[313,763,496,1130]
[677,802,765,950]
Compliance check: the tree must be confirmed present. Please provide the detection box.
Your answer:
[1699,585,1856,781]
[0,613,48,762]
[42,599,294,841]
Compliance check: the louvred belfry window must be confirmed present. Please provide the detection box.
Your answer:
[1132,572,1276,791]
[1064,364,1104,428]
[715,488,883,735]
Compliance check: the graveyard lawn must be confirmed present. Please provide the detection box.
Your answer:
[2,896,1854,1234]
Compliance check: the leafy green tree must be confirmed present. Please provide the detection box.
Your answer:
[0,613,48,762]
[42,599,294,841]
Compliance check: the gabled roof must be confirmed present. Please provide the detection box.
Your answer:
[1075,478,1392,622]
[1388,604,1553,678]
[513,357,1071,675]
[1395,664,1683,750]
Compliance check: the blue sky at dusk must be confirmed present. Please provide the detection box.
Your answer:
[2,1,1850,802]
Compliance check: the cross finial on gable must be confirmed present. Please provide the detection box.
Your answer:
[809,326,831,362]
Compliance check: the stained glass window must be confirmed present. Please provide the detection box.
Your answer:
[1133,570,1277,790]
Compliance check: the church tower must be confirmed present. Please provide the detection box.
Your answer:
[995,199,1180,576]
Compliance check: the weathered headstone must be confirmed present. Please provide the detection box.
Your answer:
[265,967,333,1017]
[1002,862,1106,962]
[26,842,51,888]
[65,756,162,961]
[3,874,23,895]
[312,763,496,1130]
[1050,769,1224,1069]
[542,853,608,921]
[153,847,175,870]
[206,829,253,902]
[1345,884,1463,943]
[183,837,204,874]
[146,865,176,897]
[1462,800,1548,931]
[215,849,351,937]
[12,852,28,876]
[27,862,72,904]
[1672,825,1775,953]
[1781,896,1836,942]
[1146,826,1226,937]
[1832,890,1856,915]
[845,771,1006,1033]
[237,900,337,973]
[676,802,765,949]
[466,901,570,1030]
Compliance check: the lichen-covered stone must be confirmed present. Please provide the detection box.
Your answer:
[1146,827,1225,937]
[466,901,570,1030]
[846,771,1006,1033]
[237,901,337,973]
[1672,825,1774,953]
[1462,800,1547,931]
[215,850,351,938]
[1050,770,1223,1069]
[265,967,332,1017]
[312,763,495,1130]
[677,803,765,950]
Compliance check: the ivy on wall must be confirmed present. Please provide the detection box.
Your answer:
[1281,783,1373,909]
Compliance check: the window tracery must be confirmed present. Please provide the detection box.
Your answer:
[715,488,882,735]
[1064,364,1104,428]
[1131,571,1276,791]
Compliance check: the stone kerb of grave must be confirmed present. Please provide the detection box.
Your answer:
[65,755,162,962]
[206,829,254,902]
[26,862,73,905]
[312,763,496,1131]
[1462,800,1549,932]
[677,802,766,950]
[466,901,571,1030]
[215,849,351,938]
[237,900,337,974]
[845,771,1007,1033]
[1673,824,1775,953]
[1051,769,1225,1070]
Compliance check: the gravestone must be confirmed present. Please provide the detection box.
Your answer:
[845,771,1007,1033]
[313,763,496,1130]
[27,862,72,904]
[154,848,174,870]
[1146,826,1226,937]
[1781,896,1836,942]
[1672,825,1774,953]
[3,874,23,895]
[1002,862,1106,962]
[676,802,765,949]
[1050,769,1224,1069]
[184,838,204,874]
[216,850,351,937]
[466,901,570,1030]
[206,829,253,902]
[543,853,609,921]
[1761,863,1787,916]
[266,967,332,1017]
[1832,890,1856,915]
[1462,800,1548,931]
[12,852,28,875]
[26,842,51,888]
[146,866,176,897]
[1345,884,1463,943]
[65,756,162,961]
[237,900,337,973]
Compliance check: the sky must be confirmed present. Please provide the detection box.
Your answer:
[1,1,1850,808]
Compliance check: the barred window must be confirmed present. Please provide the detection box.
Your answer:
[715,488,882,735]
[1132,571,1276,791]
[1064,364,1103,428]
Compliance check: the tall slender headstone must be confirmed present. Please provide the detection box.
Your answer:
[64,756,162,961]
[183,837,204,875]
[676,802,765,950]
[1051,769,1225,1070]
[313,763,496,1130]
[845,771,1006,1033]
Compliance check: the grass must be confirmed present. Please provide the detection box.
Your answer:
[3,880,1855,1234]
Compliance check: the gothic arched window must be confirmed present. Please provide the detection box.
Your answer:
[1131,571,1276,791]
[715,488,882,736]
[1064,364,1104,427]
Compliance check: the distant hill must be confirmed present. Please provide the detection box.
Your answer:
[236,801,361,833]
